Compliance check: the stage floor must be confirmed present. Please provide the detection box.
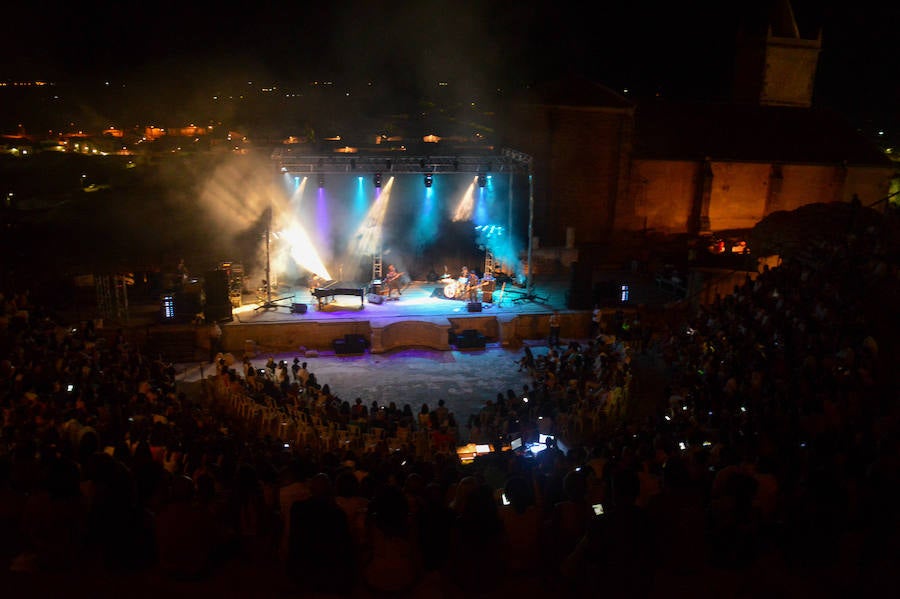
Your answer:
[231,278,570,325]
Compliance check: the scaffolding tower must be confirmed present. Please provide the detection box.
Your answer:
[483,248,495,277]
[95,274,130,323]
[372,251,383,282]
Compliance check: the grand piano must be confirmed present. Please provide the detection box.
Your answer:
[312,280,367,310]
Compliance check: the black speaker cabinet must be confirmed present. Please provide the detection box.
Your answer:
[205,303,233,323]
[344,334,368,352]
[467,302,483,312]
[290,303,308,314]
[175,290,202,320]
[334,334,367,355]
[367,293,384,305]
[455,328,486,349]
[204,270,230,306]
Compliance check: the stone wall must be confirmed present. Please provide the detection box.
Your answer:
[209,311,594,356]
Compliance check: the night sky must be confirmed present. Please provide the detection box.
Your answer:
[3,1,899,126]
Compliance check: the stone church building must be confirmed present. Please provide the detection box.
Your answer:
[502,1,894,253]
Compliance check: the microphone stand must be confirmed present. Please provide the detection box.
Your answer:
[255,206,293,311]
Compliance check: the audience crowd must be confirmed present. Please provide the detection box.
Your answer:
[1,224,898,597]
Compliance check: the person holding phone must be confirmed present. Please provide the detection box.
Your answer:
[497,475,542,574]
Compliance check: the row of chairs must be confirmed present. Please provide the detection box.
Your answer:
[209,381,460,458]
[555,375,632,442]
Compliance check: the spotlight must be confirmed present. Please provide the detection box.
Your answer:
[478,174,487,187]
[374,173,382,188]
[424,173,433,188]
[317,174,325,188]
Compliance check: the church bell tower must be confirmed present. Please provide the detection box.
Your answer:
[732,0,822,108]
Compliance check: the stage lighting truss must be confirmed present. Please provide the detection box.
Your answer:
[272,150,529,176]
[374,173,382,187]
[478,174,487,187]
[424,173,433,188]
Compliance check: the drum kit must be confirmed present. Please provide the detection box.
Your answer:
[443,276,495,301]
[442,277,468,299]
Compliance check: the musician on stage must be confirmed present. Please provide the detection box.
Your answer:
[467,268,480,302]
[385,264,403,298]
[308,273,322,296]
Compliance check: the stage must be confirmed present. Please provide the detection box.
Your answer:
[223,277,588,355]
[191,267,672,357]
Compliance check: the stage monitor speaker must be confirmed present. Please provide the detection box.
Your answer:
[367,293,384,305]
[334,335,367,355]
[467,302,482,312]
[455,328,486,349]
[344,334,368,353]
[204,270,230,307]
[290,303,307,314]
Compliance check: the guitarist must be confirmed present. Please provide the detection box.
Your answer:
[385,264,404,298]
[466,269,481,302]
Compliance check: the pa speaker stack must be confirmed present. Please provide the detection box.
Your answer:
[204,270,233,322]
[454,329,486,349]
[334,334,368,355]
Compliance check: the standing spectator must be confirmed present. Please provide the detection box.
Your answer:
[208,321,223,363]
[548,311,561,347]
[361,485,422,594]
[277,458,312,560]
[287,473,356,595]
[445,482,510,596]
[499,474,544,575]
[296,361,310,386]
[591,304,604,338]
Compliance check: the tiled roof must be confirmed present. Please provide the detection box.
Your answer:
[512,75,634,110]
[632,100,890,166]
